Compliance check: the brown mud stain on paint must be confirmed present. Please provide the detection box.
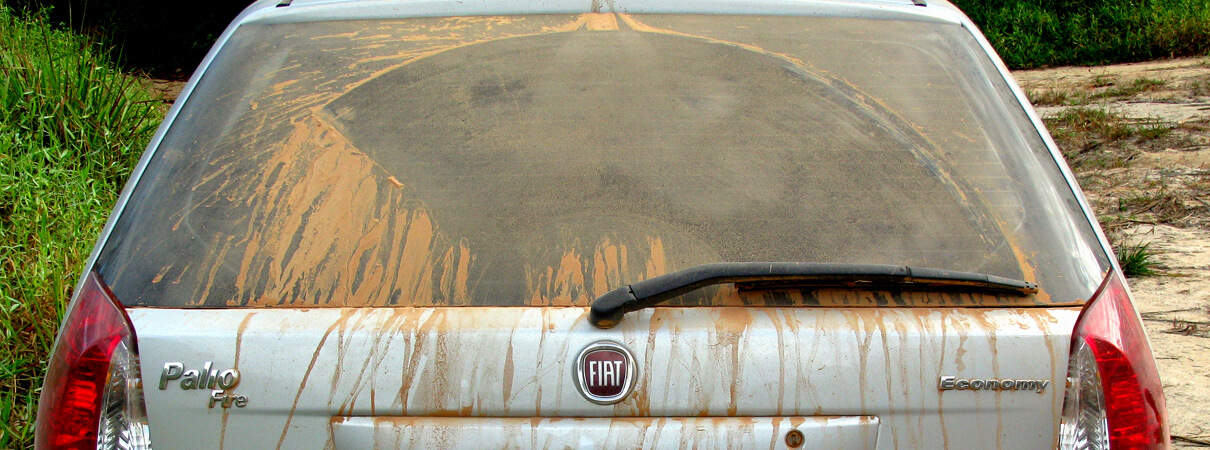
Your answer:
[220,311,257,449]
[276,308,357,449]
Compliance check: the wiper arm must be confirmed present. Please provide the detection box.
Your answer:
[588,262,1038,328]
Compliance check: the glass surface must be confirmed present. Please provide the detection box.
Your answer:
[98,14,1109,307]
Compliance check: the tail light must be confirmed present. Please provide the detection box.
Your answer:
[1059,271,1169,449]
[35,272,152,450]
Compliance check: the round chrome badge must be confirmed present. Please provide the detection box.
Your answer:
[574,341,636,405]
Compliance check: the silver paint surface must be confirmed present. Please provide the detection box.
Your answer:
[332,416,881,448]
[131,306,1078,448]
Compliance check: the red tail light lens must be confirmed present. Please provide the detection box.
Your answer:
[35,272,151,449]
[1059,271,1169,449]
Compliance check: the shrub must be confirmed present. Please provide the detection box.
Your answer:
[954,0,1210,69]
[0,6,162,446]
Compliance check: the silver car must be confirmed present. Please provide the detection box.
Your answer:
[36,0,1170,448]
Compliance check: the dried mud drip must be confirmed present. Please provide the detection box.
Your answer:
[229,113,465,307]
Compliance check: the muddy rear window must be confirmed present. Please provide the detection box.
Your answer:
[98,14,1110,307]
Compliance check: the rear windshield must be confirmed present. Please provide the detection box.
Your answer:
[98,13,1110,307]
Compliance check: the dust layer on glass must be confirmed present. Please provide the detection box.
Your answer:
[98,14,1109,307]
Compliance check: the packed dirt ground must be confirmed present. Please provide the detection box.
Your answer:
[142,58,1210,445]
[1017,57,1210,447]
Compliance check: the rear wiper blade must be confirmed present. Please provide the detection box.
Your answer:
[588,262,1038,328]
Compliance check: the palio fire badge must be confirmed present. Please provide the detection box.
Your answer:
[574,341,636,404]
[160,362,249,408]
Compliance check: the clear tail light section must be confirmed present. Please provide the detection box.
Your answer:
[1059,271,1169,449]
[35,271,152,450]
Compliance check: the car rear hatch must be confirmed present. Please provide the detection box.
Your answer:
[94,6,1112,449]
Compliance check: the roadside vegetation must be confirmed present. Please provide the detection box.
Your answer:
[4,0,1209,73]
[1022,64,1210,278]
[954,0,1210,69]
[1045,103,1186,278]
[0,6,162,446]
[1117,242,1160,277]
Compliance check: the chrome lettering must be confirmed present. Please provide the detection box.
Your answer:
[160,362,184,390]
[200,361,213,389]
[180,370,200,389]
[161,362,248,405]
[938,376,1050,393]
[209,390,250,409]
[161,362,241,390]
[217,369,240,390]
[209,390,223,408]
[934,375,953,389]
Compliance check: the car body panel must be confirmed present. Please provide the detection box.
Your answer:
[251,0,959,25]
[330,416,881,448]
[132,306,1078,448]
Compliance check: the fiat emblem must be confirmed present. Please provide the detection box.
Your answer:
[574,341,636,404]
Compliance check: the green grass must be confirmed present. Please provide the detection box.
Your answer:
[1051,107,1138,141]
[955,0,1210,69]
[1025,77,1169,106]
[1123,181,1194,224]
[1187,76,1210,97]
[1093,77,1168,99]
[1053,107,1172,140]
[1026,88,1079,106]
[1117,242,1160,277]
[1045,107,1175,175]
[0,6,162,447]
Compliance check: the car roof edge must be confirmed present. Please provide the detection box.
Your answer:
[237,0,964,26]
